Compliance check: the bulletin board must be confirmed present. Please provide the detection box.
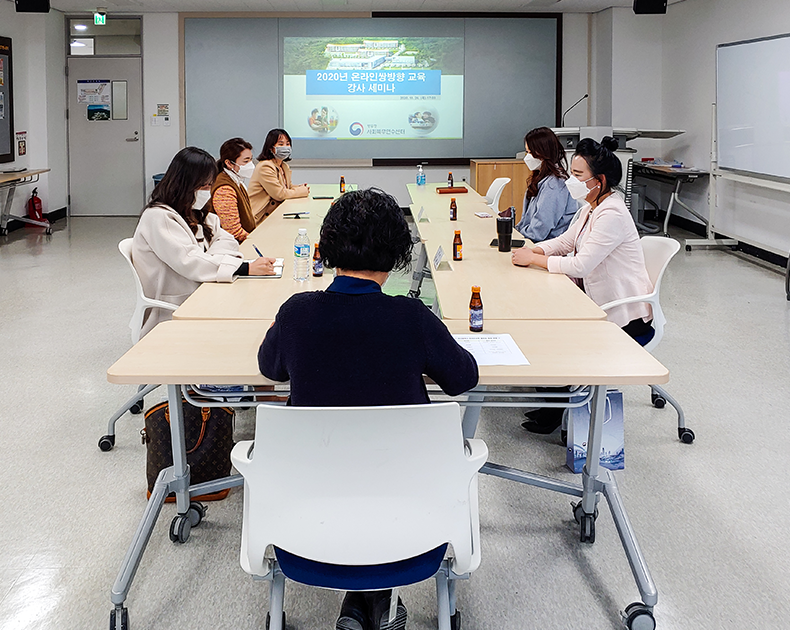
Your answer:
[0,36,13,163]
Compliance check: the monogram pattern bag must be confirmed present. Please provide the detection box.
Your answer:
[141,399,235,501]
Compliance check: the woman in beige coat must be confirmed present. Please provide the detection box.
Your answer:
[248,128,310,222]
[132,147,276,337]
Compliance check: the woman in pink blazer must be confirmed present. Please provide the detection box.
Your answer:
[512,136,654,433]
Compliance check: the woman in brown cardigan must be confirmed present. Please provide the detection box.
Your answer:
[209,137,257,243]
[248,128,310,222]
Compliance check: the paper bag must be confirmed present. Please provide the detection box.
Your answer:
[566,389,625,473]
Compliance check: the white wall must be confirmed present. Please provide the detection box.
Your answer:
[660,0,790,253]
[561,13,590,127]
[0,4,67,221]
[141,13,181,200]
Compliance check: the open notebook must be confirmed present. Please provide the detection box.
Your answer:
[238,258,285,279]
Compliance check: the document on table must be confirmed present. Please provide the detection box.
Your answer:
[239,258,284,279]
[452,334,530,366]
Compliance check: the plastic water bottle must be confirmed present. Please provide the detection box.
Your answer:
[293,228,310,281]
[416,164,426,186]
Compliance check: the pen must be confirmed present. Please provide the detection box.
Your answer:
[253,244,264,258]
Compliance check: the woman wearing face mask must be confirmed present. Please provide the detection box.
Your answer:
[132,147,277,337]
[248,128,310,222]
[515,126,578,242]
[208,137,257,243]
[512,137,653,434]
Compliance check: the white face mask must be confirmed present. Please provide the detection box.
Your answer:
[565,175,599,200]
[523,153,542,171]
[193,189,212,209]
[274,146,292,160]
[234,161,255,179]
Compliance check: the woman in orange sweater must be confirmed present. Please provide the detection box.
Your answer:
[209,137,257,243]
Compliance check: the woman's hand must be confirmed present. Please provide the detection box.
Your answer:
[512,246,538,267]
[249,257,277,276]
[295,184,310,197]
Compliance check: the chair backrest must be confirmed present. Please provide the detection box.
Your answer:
[485,177,511,212]
[232,403,488,578]
[639,235,680,351]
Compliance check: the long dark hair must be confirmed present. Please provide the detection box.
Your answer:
[257,128,292,162]
[145,147,218,242]
[218,137,253,171]
[574,136,622,204]
[525,126,568,200]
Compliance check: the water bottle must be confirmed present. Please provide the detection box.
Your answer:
[416,164,426,186]
[293,228,310,281]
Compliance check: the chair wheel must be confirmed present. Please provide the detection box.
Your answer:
[678,428,695,444]
[685,244,691,251]
[580,514,595,543]
[622,602,655,630]
[169,514,191,544]
[187,502,206,527]
[98,435,115,452]
[651,392,666,408]
[130,400,144,415]
[265,611,286,630]
[450,610,461,630]
[45,227,52,235]
[572,501,598,524]
[0,228,7,236]
[109,606,129,630]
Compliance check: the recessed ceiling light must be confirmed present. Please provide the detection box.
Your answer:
[74,24,88,31]
[71,40,86,47]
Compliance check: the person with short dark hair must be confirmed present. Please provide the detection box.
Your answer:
[209,137,256,242]
[248,129,310,221]
[132,147,276,337]
[258,188,479,630]
[515,126,578,242]
[512,137,654,434]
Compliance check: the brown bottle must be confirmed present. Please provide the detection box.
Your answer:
[450,197,457,221]
[312,243,323,277]
[447,171,454,188]
[453,230,462,261]
[339,176,346,193]
[469,286,483,332]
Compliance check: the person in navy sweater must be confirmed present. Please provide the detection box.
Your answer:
[258,187,479,630]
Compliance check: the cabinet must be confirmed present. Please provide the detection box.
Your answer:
[469,159,531,220]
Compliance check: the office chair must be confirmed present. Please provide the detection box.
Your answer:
[484,177,511,213]
[599,235,694,443]
[98,238,178,451]
[231,403,488,630]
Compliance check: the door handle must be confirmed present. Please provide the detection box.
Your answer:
[126,131,140,142]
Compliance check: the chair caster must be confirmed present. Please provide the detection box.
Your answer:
[0,227,7,236]
[572,502,597,544]
[109,606,129,630]
[650,392,666,408]
[266,611,286,630]
[187,501,206,527]
[45,227,52,235]
[450,610,461,630]
[98,434,115,452]
[129,400,144,415]
[685,244,691,252]
[678,427,695,444]
[169,514,192,544]
[622,602,655,630]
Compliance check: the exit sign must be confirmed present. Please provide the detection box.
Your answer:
[94,12,106,25]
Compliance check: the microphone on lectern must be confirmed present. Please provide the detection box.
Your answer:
[561,94,589,127]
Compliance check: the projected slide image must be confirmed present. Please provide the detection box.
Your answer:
[283,36,464,140]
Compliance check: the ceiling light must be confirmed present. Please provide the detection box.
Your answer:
[74,24,88,31]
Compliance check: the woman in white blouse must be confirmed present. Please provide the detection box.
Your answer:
[132,147,276,337]
[512,136,654,433]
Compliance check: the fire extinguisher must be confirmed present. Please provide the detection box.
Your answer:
[26,188,47,225]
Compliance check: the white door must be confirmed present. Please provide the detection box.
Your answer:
[67,57,144,216]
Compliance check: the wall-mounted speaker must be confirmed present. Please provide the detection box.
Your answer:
[633,0,667,14]
[15,0,51,13]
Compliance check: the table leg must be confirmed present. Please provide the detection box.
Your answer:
[461,388,486,439]
[661,180,681,236]
[408,241,428,299]
[167,385,191,515]
[1,185,16,234]
[580,385,605,515]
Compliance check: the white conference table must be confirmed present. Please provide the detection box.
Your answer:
[0,168,52,235]
[106,317,668,626]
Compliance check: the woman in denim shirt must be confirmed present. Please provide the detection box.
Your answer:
[515,127,578,242]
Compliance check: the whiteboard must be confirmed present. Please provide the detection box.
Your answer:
[717,34,790,179]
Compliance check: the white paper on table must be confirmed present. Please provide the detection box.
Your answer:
[452,334,530,366]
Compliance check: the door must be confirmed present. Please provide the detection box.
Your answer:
[68,57,144,216]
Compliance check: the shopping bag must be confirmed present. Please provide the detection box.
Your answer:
[566,389,625,473]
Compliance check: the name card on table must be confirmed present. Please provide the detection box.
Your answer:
[433,245,445,270]
[416,205,428,222]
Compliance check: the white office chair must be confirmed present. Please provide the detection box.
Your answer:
[98,239,178,451]
[231,403,488,630]
[484,177,511,213]
[599,235,694,443]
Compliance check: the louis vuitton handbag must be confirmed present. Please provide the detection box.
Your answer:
[141,398,235,501]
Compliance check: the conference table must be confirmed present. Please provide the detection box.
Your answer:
[0,168,52,236]
[106,181,666,629]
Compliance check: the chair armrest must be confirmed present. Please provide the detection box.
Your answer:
[464,438,489,471]
[142,297,180,312]
[230,439,255,471]
[599,292,656,312]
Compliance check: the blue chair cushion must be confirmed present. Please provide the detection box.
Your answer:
[634,327,656,347]
[274,543,448,590]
